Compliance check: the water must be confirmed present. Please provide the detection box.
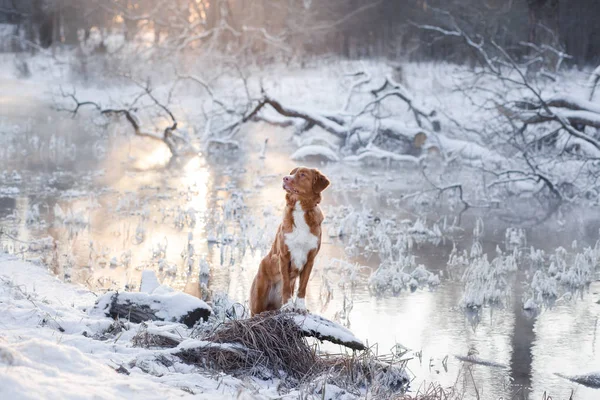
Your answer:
[1,79,599,399]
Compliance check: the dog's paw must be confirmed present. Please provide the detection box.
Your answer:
[280,298,295,312]
[294,297,306,310]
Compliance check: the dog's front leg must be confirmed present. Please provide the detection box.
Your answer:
[295,249,317,311]
[279,253,293,307]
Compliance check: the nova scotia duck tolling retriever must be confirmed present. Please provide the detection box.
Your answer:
[249,167,330,316]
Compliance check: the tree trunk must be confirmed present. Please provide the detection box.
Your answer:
[32,0,54,48]
[527,0,560,46]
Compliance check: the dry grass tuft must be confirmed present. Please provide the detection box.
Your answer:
[131,323,182,348]
[392,382,453,399]
[175,311,410,397]
[177,311,320,380]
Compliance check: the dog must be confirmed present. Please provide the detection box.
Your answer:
[249,167,330,316]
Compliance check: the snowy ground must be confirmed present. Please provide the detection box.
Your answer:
[0,254,317,399]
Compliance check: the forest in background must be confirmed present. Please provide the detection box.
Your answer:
[1,0,599,66]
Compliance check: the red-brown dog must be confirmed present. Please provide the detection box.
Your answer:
[250,167,330,316]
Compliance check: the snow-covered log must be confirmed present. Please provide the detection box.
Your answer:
[543,94,600,114]
[291,145,340,161]
[344,145,423,164]
[509,92,600,152]
[347,118,429,155]
[520,108,600,129]
[514,93,600,128]
[292,313,365,351]
[248,94,434,161]
[90,287,212,328]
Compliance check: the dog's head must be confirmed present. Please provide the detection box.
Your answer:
[282,167,330,199]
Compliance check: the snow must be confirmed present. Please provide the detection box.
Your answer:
[369,252,440,295]
[0,338,206,400]
[0,186,19,195]
[545,93,600,115]
[174,339,248,354]
[344,145,423,164]
[292,313,364,349]
[351,118,426,141]
[291,145,340,161]
[522,298,538,311]
[140,270,161,294]
[259,98,346,136]
[0,254,296,399]
[314,383,355,400]
[90,286,212,324]
[0,252,383,398]
[437,135,505,166]
[292,131,341,150]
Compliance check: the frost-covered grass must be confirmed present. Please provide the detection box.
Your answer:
[459,244,518,308]
[443,220,600,310]
[522,240,600,310]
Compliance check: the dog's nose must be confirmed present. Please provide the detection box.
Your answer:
[283,176,291,183]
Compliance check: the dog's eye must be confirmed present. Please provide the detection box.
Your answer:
[300,173,305,178]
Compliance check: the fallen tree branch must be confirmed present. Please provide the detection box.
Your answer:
[242,96,347,138]
[520,109,600,131]
[342,69,371,111]
[57,87,186,156]
[368,76,439,130]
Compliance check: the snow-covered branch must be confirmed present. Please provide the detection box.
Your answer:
[56,84,190,158]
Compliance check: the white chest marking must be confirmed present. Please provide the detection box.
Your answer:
[284,202,318,271]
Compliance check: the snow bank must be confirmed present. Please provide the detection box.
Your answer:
[0,254,291,399]
[0,338,209,400]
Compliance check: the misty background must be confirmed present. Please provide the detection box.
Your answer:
[1,0,599,65]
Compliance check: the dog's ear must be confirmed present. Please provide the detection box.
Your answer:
[313,170,330,193]
[290,167,299,175]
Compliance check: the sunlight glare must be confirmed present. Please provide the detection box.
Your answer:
[133,144,172,170]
